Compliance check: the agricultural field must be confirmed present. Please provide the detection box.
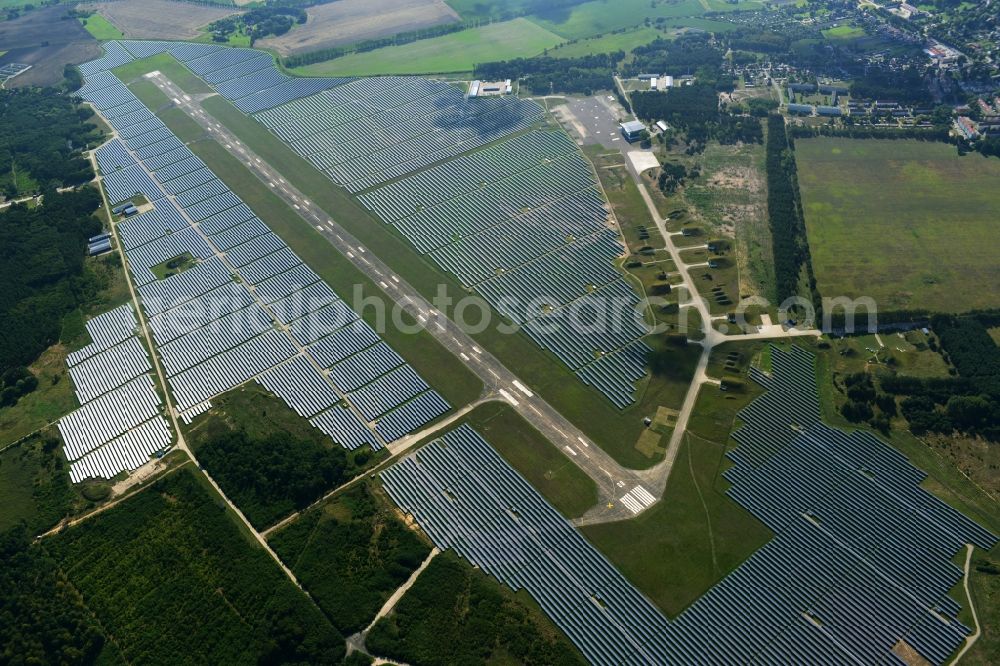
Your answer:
[81,0,240,40]
[291,17,563,76]
[527,0,755,40]
[79,13,123,41]
[44,467,346,664]
[795,138,1000,313]
[0,6,100,87]
[268,483,431,634]
[258,0,460,56]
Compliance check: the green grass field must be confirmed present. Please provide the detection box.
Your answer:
[292,18,564,76]
[795,138,1000,313]
[821,24,865,40]
[545,26,664,59]
[79,14,123,40]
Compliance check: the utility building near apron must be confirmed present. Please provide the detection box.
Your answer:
[620,120,646,142]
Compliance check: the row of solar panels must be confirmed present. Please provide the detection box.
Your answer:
[74,66,452,455]
[57,305,174,483]
[250,73,545,192]
[380,425,672,666]
[78,42,648,407]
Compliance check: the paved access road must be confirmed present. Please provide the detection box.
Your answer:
[146,72,651,523]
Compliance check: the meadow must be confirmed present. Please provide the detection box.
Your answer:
[292,18,564,76]
[795,138,1000,313]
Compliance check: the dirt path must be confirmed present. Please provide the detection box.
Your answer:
[950,543,981,665]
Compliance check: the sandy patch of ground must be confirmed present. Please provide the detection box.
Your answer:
[83,0,241,40]
[258,0,459,56]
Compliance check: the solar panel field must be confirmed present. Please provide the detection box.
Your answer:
[381,349,997,665]
[90,40,656,411]
[74,63,458,471]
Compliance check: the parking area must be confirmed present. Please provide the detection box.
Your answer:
[551,95,629,149]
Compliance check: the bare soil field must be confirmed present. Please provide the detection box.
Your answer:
[257,0,459,56]
[0,6,100,87]
[82,0,241,40]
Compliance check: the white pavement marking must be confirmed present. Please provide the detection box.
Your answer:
[498,389,519,407]
[512,380,533,397]
[577,437,589,448]
[564,445,578,457]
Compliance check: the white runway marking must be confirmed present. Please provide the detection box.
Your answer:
[498,389,519,407]
[512,380,533,397]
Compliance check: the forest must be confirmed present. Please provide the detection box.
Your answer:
[473,53,619,96]
[268,484,430,635]
[836,314,1000,439]
[195,428,350,529]
[43,468,345,665]
[0,525,121,665]
[764,115,815,307]
[849,66,934,106]
[0,188,103,400]
[632,86,761,151]
[366,553,586,666]
[208,6,306,43]
[0,88,102,197]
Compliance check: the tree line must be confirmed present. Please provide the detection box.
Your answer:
[0,187,103,406]
[764,115,818,308]
[474,52,620,95]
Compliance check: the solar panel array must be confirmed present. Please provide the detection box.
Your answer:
[381,425,671,665]
[382,349,997,665]
[253,76,545,192]
[109,40,351,114]
[76,42,647,405]
[75,66,451,451]
[357,130,651,407]
[58,305,173,483]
